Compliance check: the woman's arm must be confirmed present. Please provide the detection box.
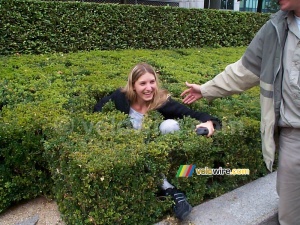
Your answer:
[93,93,115,112]
[93,89,130,113]
[157,97,221,130]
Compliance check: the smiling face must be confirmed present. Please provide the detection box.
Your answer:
[133,72,157,104]
[278,0,300,16]
[123,63,161,108]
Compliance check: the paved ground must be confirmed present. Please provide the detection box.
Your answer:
[0,197,180,225]
[0,198,184,225]
[0,197,65,225]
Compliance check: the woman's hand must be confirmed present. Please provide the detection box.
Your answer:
[196,120,215,137]
[181,81,203,104]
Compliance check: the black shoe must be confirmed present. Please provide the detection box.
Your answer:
[165,188,192,221]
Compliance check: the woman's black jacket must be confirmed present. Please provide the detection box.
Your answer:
[94,89,221,129]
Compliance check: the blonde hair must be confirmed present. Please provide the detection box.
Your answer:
[122,63,169,111]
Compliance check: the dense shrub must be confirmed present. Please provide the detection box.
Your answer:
[0,103,62,211]
[0,48,269,223]
[0,0,270,55]
[41,110,265,224]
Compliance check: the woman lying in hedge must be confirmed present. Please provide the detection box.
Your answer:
[93,62,221,221]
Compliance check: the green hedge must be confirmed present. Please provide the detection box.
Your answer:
[0,102,59,211]
[0,48,269,223]
[42,110,267,224]
[0,0,270,55]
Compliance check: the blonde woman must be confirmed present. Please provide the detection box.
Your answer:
[94,62,221,220]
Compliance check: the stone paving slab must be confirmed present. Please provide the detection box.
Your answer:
[14,215,39,225]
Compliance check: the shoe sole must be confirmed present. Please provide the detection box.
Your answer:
[177,204,192,221]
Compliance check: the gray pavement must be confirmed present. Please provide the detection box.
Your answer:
[14,215,39,225]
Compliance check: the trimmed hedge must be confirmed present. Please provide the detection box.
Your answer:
[0,0,270,55]
[0,48,270,224]
[42,111,267,224]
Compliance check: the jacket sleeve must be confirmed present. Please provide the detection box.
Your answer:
[158,98,221,129]
[200,59,260,101]
[93,89,130,113]
[199,21,269,101]
[93,93,115,112]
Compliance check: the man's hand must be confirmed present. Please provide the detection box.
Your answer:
[181,82,203,104]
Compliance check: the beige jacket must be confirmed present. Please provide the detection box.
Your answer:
[200,10,290,171]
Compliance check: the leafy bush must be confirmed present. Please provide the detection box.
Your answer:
[0,48,269,223]
[0,103,59,211]
[0,0,270,55]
